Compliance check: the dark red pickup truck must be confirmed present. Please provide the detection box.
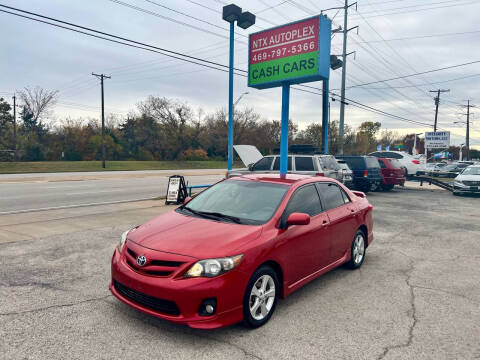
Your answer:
[377,158,406,191]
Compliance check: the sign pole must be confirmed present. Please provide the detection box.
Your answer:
[322,79,329,154]
[280,83,290,177]
[227,21,234,171]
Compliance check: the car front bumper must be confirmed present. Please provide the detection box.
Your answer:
[110,248,249,329]
[453,183,480,193]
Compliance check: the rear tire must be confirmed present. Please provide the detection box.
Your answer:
[382,184,394,191]
[346,230,366,269]
[243,266,279,329]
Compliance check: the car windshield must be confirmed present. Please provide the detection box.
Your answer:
[444,164,457,170]
[461,167,480,175]
[180,180,289,225]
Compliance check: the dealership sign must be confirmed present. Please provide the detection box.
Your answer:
[425,131,450,149]
[248,15,331,89]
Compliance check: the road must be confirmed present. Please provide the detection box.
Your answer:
[0,187,479,359]
[0,169,225,213]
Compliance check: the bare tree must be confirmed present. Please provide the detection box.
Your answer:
[18,86,59,123]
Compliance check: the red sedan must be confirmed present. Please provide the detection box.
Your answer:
[110,174,374,329]
[377,158,406,191]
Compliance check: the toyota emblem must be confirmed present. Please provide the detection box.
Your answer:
[136,255,147,266]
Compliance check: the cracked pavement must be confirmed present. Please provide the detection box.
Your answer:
[0,187,479,359]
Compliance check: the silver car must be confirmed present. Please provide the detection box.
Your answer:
[336,159,353,188]
[453,165,480,195]
[230,145,344,183]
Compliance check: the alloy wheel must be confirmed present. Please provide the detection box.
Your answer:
[352,233,365,265]
[249,274,276,321]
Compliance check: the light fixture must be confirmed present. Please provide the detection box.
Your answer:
[237,11,256,29]
[222,4,242,23]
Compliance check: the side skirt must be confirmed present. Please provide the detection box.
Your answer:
[284,252,349,297]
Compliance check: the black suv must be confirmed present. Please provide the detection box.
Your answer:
[336,156,382,192]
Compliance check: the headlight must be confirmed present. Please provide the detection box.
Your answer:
[118,230,130,252]
[185,255,244,278]
[454,180,464,186]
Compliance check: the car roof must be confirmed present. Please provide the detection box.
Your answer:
[229,173,332,186]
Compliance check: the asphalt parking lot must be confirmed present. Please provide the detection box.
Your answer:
[1,187,479,360]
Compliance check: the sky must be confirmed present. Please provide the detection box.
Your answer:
[1,0,480,150]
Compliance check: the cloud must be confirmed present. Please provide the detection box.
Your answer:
[2,0,479,149]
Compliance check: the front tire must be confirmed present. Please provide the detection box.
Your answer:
[346,230,366,269]
[243,266,279,328]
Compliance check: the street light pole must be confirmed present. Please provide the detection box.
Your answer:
[227,20,235,172]
[222,4,255,172]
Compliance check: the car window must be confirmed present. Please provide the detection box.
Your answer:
[252,157,273,171]
[461,167,480,175]
[324,156,340,170]
[295,156,314,171]
[378,159,386,168]
[387,152,403,159]
[316,183,346,210]
[273,156,292,171]
[284,185,322,218]
[339,157,364,169]
[390,159,402,168]
[340,188,351,204]
[370,152,380,157]
[366,157,381,168]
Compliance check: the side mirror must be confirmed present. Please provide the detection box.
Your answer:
[286,212,310,226]
[183,196,192,205]
[247,163,254,171]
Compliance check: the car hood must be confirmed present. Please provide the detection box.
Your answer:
[455,174,480,181]
[233,145,263,167]
[127,210,263,259]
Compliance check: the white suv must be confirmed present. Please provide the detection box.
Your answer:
[368,151,425,176]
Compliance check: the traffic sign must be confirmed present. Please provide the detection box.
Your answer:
[248,15,331,89]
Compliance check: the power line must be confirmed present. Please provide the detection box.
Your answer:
[106,0,240,41]
[136,0,248,38]
[0,5,242,73]
[347,60,480,88]
[352,0,479,19]
[356,29,480,43]
[360,73,480,90]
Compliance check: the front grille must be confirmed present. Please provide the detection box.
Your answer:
[463,181,480,186]
[125,246,185,277]
[114,280,180,316]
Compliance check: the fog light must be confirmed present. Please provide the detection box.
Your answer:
[198,298,217,316]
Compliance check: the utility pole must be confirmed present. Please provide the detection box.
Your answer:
[463,100,475,161]
[429,89,450,132]
[338,0,358,155]
[92,73,111,168]
[12,94,17,161]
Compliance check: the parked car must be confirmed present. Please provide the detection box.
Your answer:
[337,159,353,188]
[376,158,406,190]
[110,174,374,329]
[432,162,470,178]
[231,145,344,183]
[368,151,424,176]
[336,156,382,192]
[453,165,480,195]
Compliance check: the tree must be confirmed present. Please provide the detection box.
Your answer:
[18,86,58,124]
[356,121,381,154]
[0,97,14,161]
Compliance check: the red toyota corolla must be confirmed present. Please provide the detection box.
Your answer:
[110,174,373,329]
